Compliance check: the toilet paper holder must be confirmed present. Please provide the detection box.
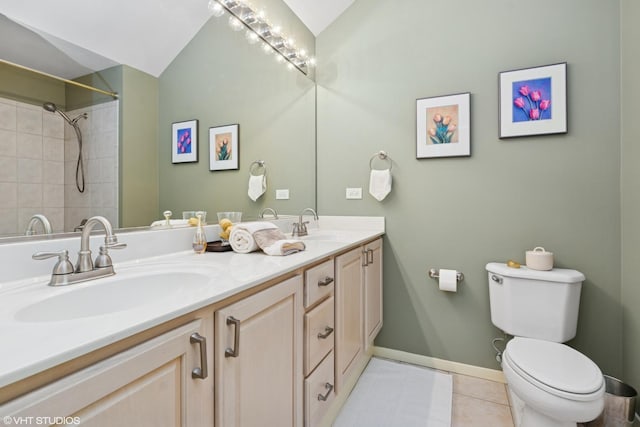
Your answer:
[428,268,464,282]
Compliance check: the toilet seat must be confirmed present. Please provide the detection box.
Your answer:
[504,337,604,401]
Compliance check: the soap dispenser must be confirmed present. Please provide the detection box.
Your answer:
[192,212,207,254]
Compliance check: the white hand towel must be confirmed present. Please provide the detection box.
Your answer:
[253,228,306,256]
[369,169,392,201]
[229,222,278,253]
[248,174,266,201]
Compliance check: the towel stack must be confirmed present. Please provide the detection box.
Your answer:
[229,221,305,256]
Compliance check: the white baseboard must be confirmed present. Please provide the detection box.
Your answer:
[372,346,506,383]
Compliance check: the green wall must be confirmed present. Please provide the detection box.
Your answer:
[621,0,640,396]
[0,62,65,107]
[316,0,623,376]
[157,15,315,221]
[119,65,159,228]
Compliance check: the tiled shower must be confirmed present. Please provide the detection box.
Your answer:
[0,97,118,237]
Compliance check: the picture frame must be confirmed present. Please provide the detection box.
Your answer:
[209,124,239,171]
[416,92,471,159]
[499,62,567,138]
[171,119,198,164]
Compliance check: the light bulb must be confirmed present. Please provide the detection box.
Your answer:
[262,42,272,55]
[245,30,259,44]
[208,0,225,17]
[287,63,294,71]
[299,49,307,59]
[275,54,285,63]
[228,16,243,31]
[272,25,281,36]
[308,57,317,67]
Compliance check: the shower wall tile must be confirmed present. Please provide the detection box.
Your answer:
[16,107,42,135]
[43,137,64,162]
[43,161,64,184]
[43,184,64,208]
[17,158,43,183]
[16,133,43,159]
[0,102,17,131]
[65,207,91,232]
[0,183,17,208]
[64,184,91,208]
[0,156,17,182]
[0,129,17,157]
[43,208,64,233]
[42,111,64,138]
[18,183,42,208]
[0,208,18,235]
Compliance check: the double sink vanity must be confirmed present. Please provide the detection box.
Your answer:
[0,216,384,427]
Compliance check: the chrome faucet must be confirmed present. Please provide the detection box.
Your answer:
[259,207,279,219]
[292,208,318,237]
[33,216,126,286]
[25,214,53,236]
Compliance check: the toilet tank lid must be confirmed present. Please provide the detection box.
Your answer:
[486,262,585,283]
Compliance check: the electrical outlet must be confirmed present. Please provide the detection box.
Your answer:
[346,187,363,199]
[276,189,290,200]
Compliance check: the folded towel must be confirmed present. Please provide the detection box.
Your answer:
[150,219,190,228]
[369,169,392,201]
[254,228,306,256]
[248,174,266,201]
[229,222,278,253]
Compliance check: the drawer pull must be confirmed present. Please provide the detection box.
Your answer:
[318,276,334,287]
[225,316,241,358]
[190,333,208,380]
[317,326,334,339]
[317,382,334,401]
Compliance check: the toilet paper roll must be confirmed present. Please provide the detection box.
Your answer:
[439,269,458,292]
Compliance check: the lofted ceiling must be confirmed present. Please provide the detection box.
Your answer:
[0,0,354,78]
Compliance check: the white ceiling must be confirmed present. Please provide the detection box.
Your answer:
[0,0,354,77]
[282,0,355,36]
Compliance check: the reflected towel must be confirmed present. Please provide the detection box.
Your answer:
[254,228,306,256]
[229,221,278,253]
[248,174,266,201]
[369,169,392,201]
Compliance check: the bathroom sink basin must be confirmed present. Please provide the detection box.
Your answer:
[15,268,214,322]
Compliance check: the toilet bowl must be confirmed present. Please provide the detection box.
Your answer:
[502,337,605,427]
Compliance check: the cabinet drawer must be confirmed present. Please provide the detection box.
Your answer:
[304,351,335,427]
[304,295,334,376]
[304,259,335,308]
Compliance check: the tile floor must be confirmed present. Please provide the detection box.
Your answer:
[451,373,514,427]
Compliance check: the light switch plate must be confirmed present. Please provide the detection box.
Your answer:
[346,187,363,199]
[276,189,290,200]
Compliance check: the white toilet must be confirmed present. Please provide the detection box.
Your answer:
[486,262,605,427]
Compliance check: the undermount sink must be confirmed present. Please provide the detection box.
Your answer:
[15,267,215,322]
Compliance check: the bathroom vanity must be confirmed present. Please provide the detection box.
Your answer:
[0,217,384,427]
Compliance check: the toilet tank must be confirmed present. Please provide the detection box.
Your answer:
[486,262,586,342]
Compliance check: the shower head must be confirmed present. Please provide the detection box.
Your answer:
[42,102,57,113]
[42,101,74,125]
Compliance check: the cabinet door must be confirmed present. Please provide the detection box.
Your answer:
[1,319,214,427]
[215,275,303,427]
[334,247,364,393]
[364,238,383,351]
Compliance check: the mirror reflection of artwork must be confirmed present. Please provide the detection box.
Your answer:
[172,120,198,163]
[426,104,459,145]
[216,133,233,160]
[209,124,239,171]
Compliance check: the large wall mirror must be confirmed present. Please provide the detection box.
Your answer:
[0,4,317,242]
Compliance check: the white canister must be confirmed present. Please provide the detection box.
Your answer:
[525,247,554,271]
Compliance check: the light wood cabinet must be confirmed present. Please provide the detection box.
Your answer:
[334,246,365,393]
[363,238,383,352]
[335,238,384,393]
[0,319,214,427]
[215,275,303,427]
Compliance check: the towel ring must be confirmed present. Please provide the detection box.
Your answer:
[250,160,266,176]
[369,151,392,171]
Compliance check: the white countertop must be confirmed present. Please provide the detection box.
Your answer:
[0,216,384,389]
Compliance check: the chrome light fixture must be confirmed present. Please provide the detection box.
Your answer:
[207,0,313,75]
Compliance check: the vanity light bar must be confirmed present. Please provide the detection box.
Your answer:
[209,0,311,75]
